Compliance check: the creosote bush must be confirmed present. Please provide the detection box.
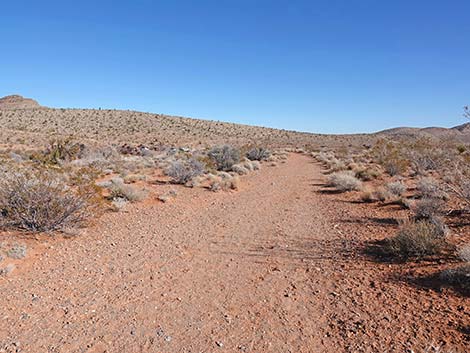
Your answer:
[383,219,449,260]
[0,169,95,232]
[208,145,240,171]
[327,171,362,192]
[165,159,205,185]
[31,138,84,165]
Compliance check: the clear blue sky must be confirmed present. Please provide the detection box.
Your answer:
[1,0,469,134]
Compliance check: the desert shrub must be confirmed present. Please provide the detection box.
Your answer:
[165,159,205,184]
[373,139,408,176]
[383,158,408,176]
[408,150,439,175]
[441,265,470,291]
[208,172,239,192]
[246,147,271,161]
[250,160,261,170]
[383,219,449,259]
[416,177,447,199]
[316,151,335,163]
[458,243,470,262]
[402,138,448,175]
[327,171,362,192]
[443,165,470,209]
[413,198,445,221]
[326,158,347,172]
[457,144,467,154]
[108,178,147,202]
[0,169,95,232]
[386,181,406,197]
[374,187,392,202]
[360,187,376,203]
[208,145,240,171]
[232,164,249,175]
[31,138,85,165]
[394,197,412,210]
[355,167,381,181]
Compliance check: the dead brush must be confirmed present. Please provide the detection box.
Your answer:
[165,159,205,185]
[386,181,407,197]
[246,147,271,161]
[413,198,446,222]
[0,168,97,232]
[416,177,448,200]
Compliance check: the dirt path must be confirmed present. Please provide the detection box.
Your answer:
[0,154,467,352]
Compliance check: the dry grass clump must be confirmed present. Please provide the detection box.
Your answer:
[354,167,382,181]
[360,186,376,203]
[232,164,249,175]
[0,168,96,232]
[327,171,362,192]
[165,159,205,185]
[108,178,147,202]
[382,219,449,260]
[208,172,239,192]
[208,145,240,171]
[231,159,261,175]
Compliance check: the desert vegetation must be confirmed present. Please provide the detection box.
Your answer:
[313,130,470,299]
[1,98,469,351]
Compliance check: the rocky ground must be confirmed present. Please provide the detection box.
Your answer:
[0,154,468,352]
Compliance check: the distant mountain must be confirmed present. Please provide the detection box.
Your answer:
[377,123,470,142]
[0,95,41,110]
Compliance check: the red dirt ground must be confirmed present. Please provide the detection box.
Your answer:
[0,154,468,352]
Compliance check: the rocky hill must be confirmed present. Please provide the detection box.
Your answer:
[377,123,470,142]
[0,95,41,110]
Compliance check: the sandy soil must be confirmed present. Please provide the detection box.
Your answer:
[0,154,468,352]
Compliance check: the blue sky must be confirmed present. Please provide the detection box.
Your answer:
[1,0,469,134]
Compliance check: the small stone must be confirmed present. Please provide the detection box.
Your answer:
[156,328,165,337]
[0,264,15,276]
